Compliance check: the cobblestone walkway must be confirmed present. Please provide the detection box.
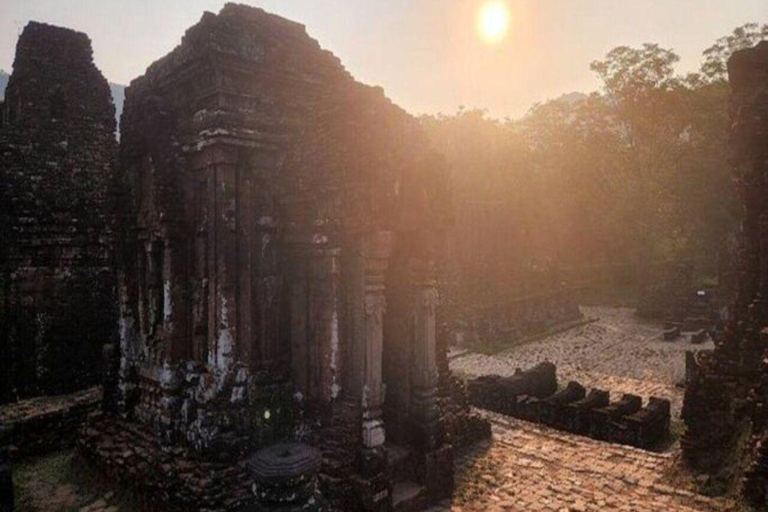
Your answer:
[427,411,736,512]
[450,307,714,417]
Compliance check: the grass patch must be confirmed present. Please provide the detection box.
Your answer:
[13,451,78,512]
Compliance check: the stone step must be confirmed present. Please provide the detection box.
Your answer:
[392,480,427,512]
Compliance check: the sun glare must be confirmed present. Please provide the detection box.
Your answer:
[477,1,510,44]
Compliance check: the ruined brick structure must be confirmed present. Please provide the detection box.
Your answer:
[78,5,480,511]
[442,170,582,351]
[469,363,671,450]
[682,41,768,504]
[443,290,583,351]
[637,261,721,331]
[0,23,118,403]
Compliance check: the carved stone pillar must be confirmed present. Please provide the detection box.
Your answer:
[309,242,342,403]
[409,257,442,451]
[408,248,454,501]
[353,231,393,512]
[362,238,388,471]
[361,259,387,461]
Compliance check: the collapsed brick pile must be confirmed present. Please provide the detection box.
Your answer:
[0,22,118,403]
[682,41,768,505]
[78,413,253,512]
[468,362,671,450]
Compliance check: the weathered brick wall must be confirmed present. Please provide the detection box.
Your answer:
[0,22,118,403]
[116,0,451,447]
[682,41,768,501]
[443,289,583,350]
[102,5,465,511]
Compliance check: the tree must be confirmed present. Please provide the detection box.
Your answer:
[701,23,768,82]
[420,25,749,307]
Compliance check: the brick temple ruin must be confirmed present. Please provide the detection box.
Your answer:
[0,22,118,403]
[76,4,487,512]
[682,41,768,505]
[6,5,768,512]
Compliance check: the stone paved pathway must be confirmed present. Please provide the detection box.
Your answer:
[450,307,714,417]
[426,410,737,512]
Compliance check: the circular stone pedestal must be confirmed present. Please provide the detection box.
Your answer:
[247,442,324,511]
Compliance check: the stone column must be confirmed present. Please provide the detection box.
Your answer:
[353,231,393,512]
[310,243,342,402]
[361,256,387,461]
[407,245,454,500]
[409,257,442,451]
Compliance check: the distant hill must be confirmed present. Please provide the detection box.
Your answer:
[0,69,125,128]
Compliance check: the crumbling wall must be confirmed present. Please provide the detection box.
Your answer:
[0,387,101,461]
[0,22,118,403]
[682,41,768,501]
[443,289,583,351]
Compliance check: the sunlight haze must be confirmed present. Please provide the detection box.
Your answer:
[0,0,765,118]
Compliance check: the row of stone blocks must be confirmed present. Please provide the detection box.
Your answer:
[467,362,671,450]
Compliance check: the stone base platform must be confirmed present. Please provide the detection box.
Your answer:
[77,413,253,512]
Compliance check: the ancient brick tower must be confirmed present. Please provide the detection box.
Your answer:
[112,4,456,510]
[0,23,118,402]
[682,41,768,504]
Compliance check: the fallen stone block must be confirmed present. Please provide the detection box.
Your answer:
[514,395,543,423]
[563,389,610,435]
[590,394,642,441]
[690,329,708,345]
[467,362,557,416]
[607,397,671,449]
[540,381,586,429]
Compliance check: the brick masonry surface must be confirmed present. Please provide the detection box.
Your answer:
[422,410,735,512]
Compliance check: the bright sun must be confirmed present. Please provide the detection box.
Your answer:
[477,1,510,44]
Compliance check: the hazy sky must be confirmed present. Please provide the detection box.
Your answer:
[0,1,765,118]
